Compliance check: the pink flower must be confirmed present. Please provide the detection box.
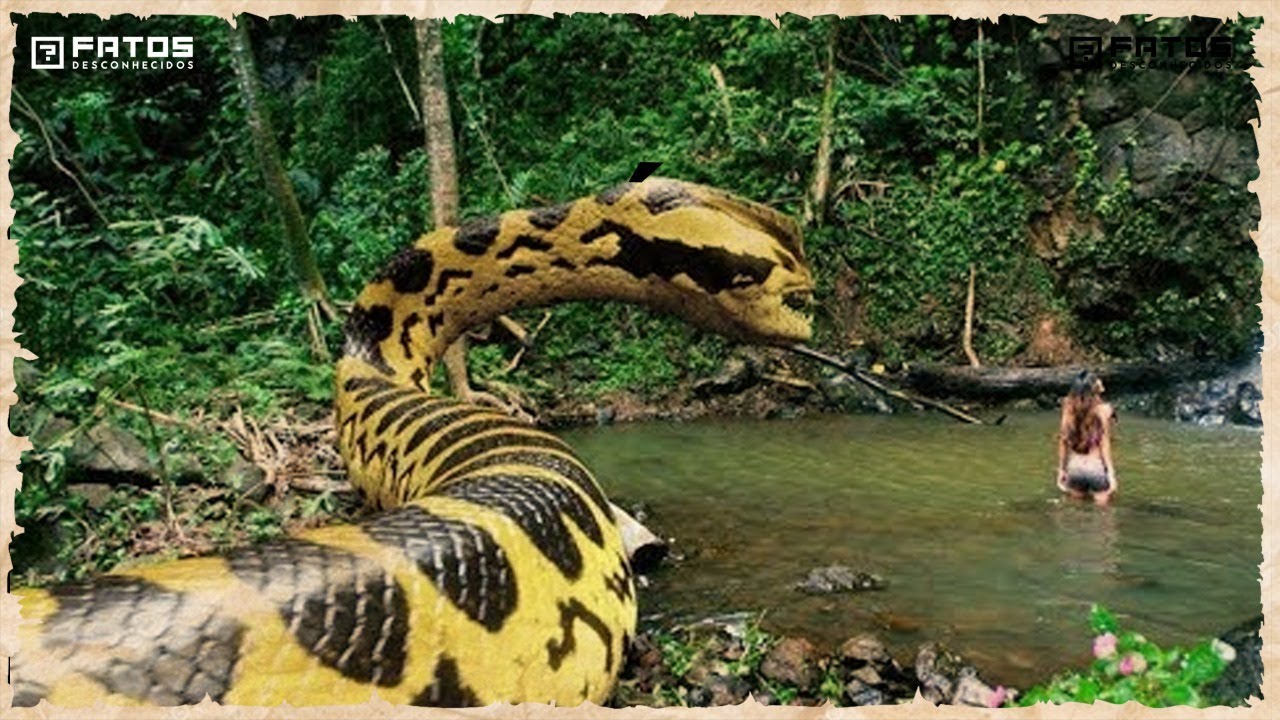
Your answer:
[1118,654,1147,676]
[986,685,1009,708]
[1093,633,1118,659]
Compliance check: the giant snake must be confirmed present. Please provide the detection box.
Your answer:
[12,178,814,706]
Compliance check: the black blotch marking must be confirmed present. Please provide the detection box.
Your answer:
[605,564,634,603]
[505,264,537,279]
[376,247,434,294]
[528,203,572,231]
[410,368,426,388]
[427,312,445,335]
[29,576,247,704]
[364,506,517,632]
[629,161,662,182]
[546,598,615,672]
[483,282,501,295]
[399,313,422,359]
[410,656,480,707]
[439,444,611,517]
[229,539,408,685]
[596,183,632,206]
[430,269,473,303]
[496,234,554,260]
[551,258,576,270]
[579,219,631,245]
[343,304,395,374]
[640,182,698,214]
[453,217,500,255]
[440,474,602,578]
[583,222,775,295]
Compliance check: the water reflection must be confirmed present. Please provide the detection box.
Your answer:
[562,410,1260,685]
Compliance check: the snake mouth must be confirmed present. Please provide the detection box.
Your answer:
[778,287,816,336]
[783,288,814,313]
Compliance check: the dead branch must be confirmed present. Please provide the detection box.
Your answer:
[789,344,985,424]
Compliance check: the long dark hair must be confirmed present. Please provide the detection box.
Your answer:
[1063,371,1103,454]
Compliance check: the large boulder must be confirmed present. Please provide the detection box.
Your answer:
[759,637,820,692]
[1207,615,1262,706]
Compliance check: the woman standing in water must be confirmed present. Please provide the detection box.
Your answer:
[1057,371,1118,505]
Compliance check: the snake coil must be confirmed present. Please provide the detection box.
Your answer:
[14,179,813,706]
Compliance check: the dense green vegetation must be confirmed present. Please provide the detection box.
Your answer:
[11,14,1260,585]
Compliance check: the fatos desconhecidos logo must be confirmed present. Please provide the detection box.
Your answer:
[30,36,195,70]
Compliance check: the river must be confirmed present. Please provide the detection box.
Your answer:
[561,410,1262,687]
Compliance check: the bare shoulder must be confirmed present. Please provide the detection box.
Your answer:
[1098,402,1117,424]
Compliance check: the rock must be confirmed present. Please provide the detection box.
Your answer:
[1096,113,1193,199]
[31,416,75,448]
[1081,79,1131,126]
[844,679,887,706]
[838,634,892,669]
[67,482,114,510]
[1207,615,1262,705]
[220,455,268,501]
[71,422,154,483]
[1190,127,1259,188]
[595,404,616,426]
[850,664,883,686]
[693,355,757,398]
[797,564,887,594]
[914,643,964,705]
[759,637,819,692]
[704,674,750,706]
[1233,382,1262,426]
[951,670,998,707]
[168,453,204,482]
[819,373,893,415]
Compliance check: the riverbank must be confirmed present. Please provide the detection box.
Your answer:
[539,346,1263,430]
[606,609,1261,708]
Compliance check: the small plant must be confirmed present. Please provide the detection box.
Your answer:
[1014,605,1235,707]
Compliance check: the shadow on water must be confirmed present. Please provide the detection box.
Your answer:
[561,410,1262,687]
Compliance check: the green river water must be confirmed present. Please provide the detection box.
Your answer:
[560,410,1262,687]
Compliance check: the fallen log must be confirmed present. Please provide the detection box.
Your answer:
[904,361,1228,401]
[611,502,668,573]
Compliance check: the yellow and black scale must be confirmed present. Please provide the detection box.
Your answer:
[13,178,814,707]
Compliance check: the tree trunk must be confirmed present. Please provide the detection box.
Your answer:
[413,18,474,397]
[416,18,461,228]
[805,23,838,225]
[228,15,334,357]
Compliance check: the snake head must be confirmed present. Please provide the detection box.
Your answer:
[660,181,815,345]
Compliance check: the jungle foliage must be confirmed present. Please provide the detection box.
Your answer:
[10,14,1262,582]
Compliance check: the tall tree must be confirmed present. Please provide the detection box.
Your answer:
[228,15,335,358]
[414,17,478,401]
[414,18,534,412]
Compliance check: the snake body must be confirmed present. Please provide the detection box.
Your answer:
[13,179,813,706]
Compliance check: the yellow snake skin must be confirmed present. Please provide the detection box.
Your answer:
[13,178,814,707]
